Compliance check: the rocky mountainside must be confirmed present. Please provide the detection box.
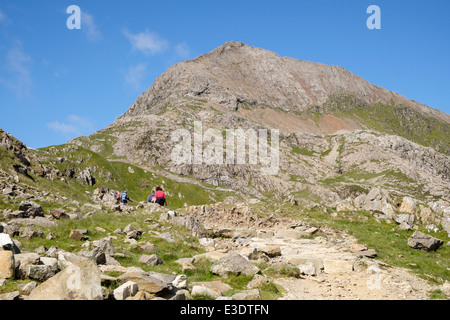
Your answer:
[71,41,450,226]
[1,42,450,301]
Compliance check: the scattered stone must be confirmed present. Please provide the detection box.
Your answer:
[356,249,377,258]
[14,252,40,279]
[191,285,221,299]
[18,201,44,218]
[26,264,57,282]
[92,238,116,255]
[116,272,173,297]
[0,291,20,300]
[69,229,89,241]
[78,246,107,265]
[210,252,260,278]
[398,197,417,215]
[258,245,282,258]
[393,214,415,230]
[407,231,444,252]
[0,251,14,279]
[172,274,189,290]
[50,208,69,220]
[29,259,103,300]
[247,274,270,289]
[17,281,37,295]
[137,242,157,253]
[139,254,163,266]
[159,232,175,243]
[110,281,139,300]
[299,262,317,276]
[19,226,44,240]
[231,289,260,300]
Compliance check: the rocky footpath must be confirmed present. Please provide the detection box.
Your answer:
[1,199,449,300]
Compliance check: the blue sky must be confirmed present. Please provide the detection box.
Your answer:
[0,0,449,148]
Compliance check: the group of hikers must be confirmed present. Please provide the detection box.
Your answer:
[111,187,167,207]
[94,185,168,207]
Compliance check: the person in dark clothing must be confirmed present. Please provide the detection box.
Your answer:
[121,191,131,205]
[153,187,167,207]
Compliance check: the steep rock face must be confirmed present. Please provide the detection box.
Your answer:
[120,41,450,124]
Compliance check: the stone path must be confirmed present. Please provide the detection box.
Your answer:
[197,220,440,300]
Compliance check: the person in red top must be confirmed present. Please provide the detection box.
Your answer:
[153,187,167,206]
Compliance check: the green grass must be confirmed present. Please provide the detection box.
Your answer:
[291,146,316,157]
[319,93,450,156]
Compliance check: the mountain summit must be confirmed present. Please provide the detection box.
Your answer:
[121,41,449,124]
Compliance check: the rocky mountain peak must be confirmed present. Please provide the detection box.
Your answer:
[119,42,449,125]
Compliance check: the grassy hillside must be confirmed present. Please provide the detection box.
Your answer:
[310,93,450,155]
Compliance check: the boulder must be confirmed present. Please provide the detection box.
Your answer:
[191,281,232,295]
[18,201,44,218]
[231,289,260,300]
[92,238,116,255]
[299,262,317,276]
[14,252,40,279]
[398,197,417,215]
[50,208,70,220]
[110,281,139,300]
[137,242,157,253]
[77,169,95,186]
[210,252,260,278]
[77,247,106,265]
[0,291,20,300]
[69,229,89,241]
[258,245,282,258]
[29,259,103,300]
[26,264,57,282]
[191,285,221,299]
[407,231,444,252]
[139,254,163,266]
[116,272,173,297]
[172,274,189,290]
[393,214,415,230]
[0,251,14,279]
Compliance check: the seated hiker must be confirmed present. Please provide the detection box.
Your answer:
[153,187,167,207]
[147,189,156,203]
[114,192,121,204]
[121,191,131,205]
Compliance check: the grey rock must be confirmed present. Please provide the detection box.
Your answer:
[78,246,107,265]
[407,231,444,252]
[116,272,173,296]
[14,252,40,279]
[210,252,260,278]
[110,281,138,300]
[26,264,57,282]
[0,291,20,300]
[92,238,116,255]
[18,201,44,218]
[29,259,103,300]
[139,254,163,266]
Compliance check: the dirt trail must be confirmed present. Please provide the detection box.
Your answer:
[184,203,441,300]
